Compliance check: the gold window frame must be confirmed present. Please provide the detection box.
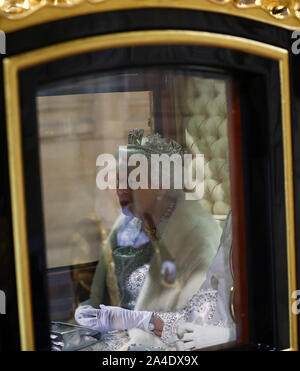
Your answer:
[3,29,297,351]
[2,0,300,33]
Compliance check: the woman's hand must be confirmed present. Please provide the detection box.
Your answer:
[152,315,164,337]
[176,323,232,350]
[74,304,153,333]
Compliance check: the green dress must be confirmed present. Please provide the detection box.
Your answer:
[88,220,154,309]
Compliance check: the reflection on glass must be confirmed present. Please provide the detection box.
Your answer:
[37,70,235,351]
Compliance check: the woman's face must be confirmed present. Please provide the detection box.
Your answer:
[116,165,166,221]
[130,188,164,220]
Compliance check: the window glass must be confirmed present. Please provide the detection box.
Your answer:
[37,69,237,351]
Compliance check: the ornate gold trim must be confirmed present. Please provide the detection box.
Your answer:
[3,29,297,351]
[4,48,35,351]
[2,0,300,33]
[103,239,121,307]
[279,43,298,352]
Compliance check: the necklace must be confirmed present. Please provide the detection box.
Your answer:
[143,198,179,289]
[143,198,177,240]
[159,199,177,223]
[156,198,177,237]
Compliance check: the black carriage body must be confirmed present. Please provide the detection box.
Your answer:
[0,5,299,351]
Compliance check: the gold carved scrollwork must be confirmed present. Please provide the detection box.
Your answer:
[0,0,106,18]
[211,0,300,20]
[0,0,300,22]
[2,0,300,30]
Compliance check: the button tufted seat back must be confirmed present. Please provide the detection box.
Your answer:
[174,76,231,228]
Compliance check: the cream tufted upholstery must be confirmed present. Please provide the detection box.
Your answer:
[174,76,231,228]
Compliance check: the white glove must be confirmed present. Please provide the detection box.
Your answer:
[75,304,153,333]
[176,323,232,350]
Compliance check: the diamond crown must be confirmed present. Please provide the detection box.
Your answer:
[127,129,184,156]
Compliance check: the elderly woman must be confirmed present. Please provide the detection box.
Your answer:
[77,129,222,348]
[75,211,234,350]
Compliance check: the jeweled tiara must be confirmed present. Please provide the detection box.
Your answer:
[127,129,184,156]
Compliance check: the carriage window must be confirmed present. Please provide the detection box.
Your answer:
[37,70,241,351]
